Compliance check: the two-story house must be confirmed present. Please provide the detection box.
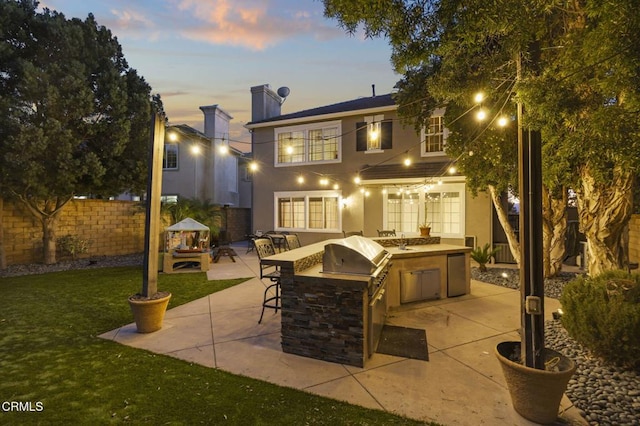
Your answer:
[162,104,251,208]
[245,84,492,247]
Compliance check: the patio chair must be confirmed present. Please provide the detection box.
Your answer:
[377,229,396,237]
[253,237,281,324]
[283,233,301,251]
[343,230,363,238]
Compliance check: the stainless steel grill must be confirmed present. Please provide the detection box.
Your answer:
[322,236,390,276]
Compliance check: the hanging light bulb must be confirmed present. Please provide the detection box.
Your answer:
[476,109,487,121]
[319,177,329,186]
[449,166,457,174]
[333,183,339,190]
[354,176,361,185]
[297,175,305,184]
[286,146,294,155]
[497,116,509,127]
[474,92,485,104]
[404,157,412,166]
[249,162,258,172]
[382,188,387,194]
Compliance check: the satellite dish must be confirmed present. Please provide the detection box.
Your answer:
[277,86,290,99]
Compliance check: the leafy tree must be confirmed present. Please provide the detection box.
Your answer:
[0,0,161,264]
[323,0,640,277]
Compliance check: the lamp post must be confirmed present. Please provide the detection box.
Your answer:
[141,112,165,298]
[516,51,545,370]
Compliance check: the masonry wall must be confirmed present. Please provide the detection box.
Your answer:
[1,199,147,265]
[1,200,252,266]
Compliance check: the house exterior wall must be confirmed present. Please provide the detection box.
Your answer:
[162,103,248,207]
[248,88,491,246]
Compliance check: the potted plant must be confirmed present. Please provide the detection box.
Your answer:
[419,223,431,237]
[128,113,171,333]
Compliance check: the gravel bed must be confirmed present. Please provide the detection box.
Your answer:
[472,267,640,426]
[0,253,144,278]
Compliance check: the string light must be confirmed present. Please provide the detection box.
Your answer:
[404,157,412,166]
[297,175,304,184]
[249,162,258,171]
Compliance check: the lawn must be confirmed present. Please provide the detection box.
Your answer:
[0,267,430,425]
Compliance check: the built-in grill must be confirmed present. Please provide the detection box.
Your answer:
[322,236,392,357]
[322,235,390,276]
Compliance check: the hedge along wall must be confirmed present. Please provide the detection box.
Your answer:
[1,199,149,265]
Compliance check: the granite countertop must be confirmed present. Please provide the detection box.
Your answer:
[385,244,471,258]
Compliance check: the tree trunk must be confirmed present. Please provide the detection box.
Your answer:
[0,198,6,270]
[488,185,521,266]
[577,165,633,276]
[542,185,568,277]
[17,195,72,265]
[42,215,58,265]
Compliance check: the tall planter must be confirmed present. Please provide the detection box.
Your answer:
[495,341,576,424]
[128,292,172,333]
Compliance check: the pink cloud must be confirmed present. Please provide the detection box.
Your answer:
[172,0,342,50]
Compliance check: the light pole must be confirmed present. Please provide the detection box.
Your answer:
[516,50,545,370]
[141,112,165,298]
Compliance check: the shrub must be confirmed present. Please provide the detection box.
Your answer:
[57,235,91,260]
[470,243,500,272]
[560,270,640,368]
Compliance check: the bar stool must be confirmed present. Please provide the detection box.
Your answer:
[253,237,281,323]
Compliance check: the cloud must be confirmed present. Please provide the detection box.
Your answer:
[170,0,343,50]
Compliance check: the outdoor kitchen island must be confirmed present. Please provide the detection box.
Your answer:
[260,236,471,367]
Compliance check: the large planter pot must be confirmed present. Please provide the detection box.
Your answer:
[495,341,576,424]
[128,292,172,333]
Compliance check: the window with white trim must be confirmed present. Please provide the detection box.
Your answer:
[357,115,392,152]
[275,121,341,166]
[421,109,447,156]
[275,191,341,232]
[383,182,465,238]
[163,144,178,169]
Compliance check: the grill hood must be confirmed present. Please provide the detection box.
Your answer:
[322,236,390,276]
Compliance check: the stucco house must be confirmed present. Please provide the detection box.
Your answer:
[162,104,251,209]
[245,84,493,247]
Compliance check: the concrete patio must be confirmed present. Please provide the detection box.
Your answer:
[100,243,587,425]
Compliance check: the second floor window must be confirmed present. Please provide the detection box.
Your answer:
[163,144,178,169]
[421,115,445,155]
[357,115,392,152]
[275,121,341,166]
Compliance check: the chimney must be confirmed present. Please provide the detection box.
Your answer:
[199,104,233,139]
[251,84,282,122]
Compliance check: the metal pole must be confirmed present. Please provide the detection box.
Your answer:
[517,52,545,369]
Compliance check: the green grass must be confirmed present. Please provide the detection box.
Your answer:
[0,267,430,425]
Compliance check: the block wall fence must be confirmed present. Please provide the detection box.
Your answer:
[1,200,251,266]
[0,199,638,267]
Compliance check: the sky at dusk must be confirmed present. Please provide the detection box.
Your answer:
[39,0,400,151]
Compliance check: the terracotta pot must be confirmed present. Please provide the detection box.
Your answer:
[128,292,172,333]
[495,341,576,424]
[419,227,431,237]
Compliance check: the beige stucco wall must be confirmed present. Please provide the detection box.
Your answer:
[250,108,494,247]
